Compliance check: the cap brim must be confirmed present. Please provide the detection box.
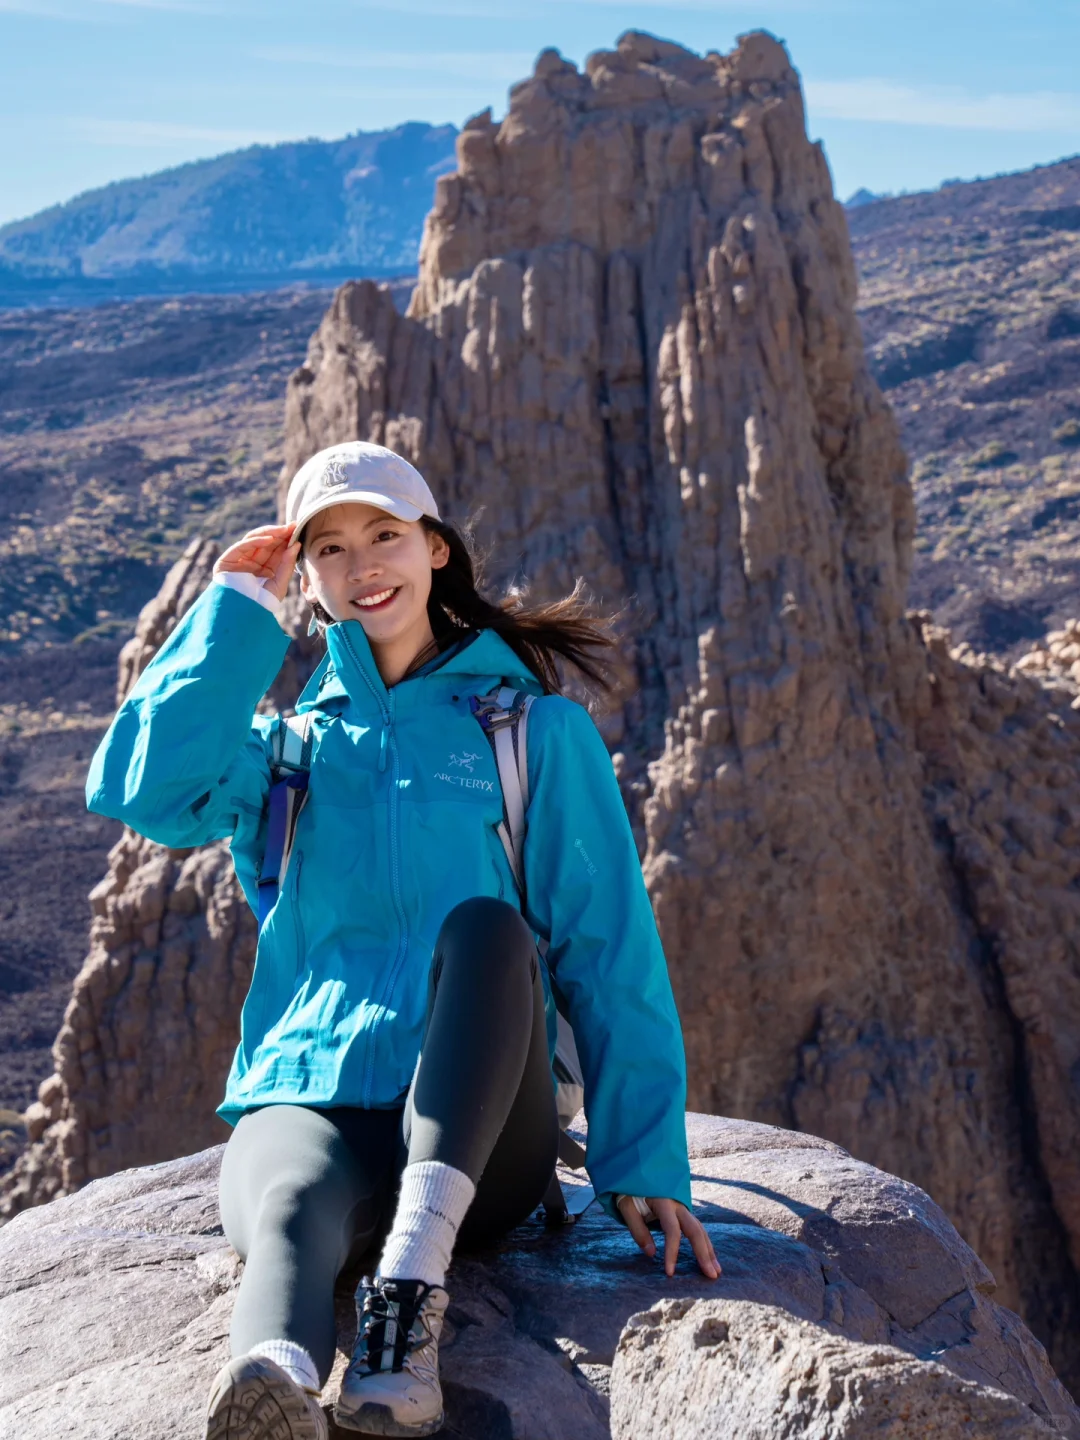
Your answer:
[293,490,425,532]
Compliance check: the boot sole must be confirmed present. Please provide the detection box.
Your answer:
[333,1400,445,1437]
[206,1355,327,1440]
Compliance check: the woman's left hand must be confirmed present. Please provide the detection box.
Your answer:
[214,523,300,602]
[618,1196,721,1280]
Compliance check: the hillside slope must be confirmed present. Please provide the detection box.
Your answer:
[0,123,457,303]
[0,288,340,651]
[849,155,1080,653]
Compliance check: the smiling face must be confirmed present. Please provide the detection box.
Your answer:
[299,502,450,677]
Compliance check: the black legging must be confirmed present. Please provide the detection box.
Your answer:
[218,897,559,1384]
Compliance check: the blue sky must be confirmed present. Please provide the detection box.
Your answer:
[1,0,1078,227]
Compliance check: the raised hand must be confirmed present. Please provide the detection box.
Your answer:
[618,1195,721,1280]
[214,523,301,602]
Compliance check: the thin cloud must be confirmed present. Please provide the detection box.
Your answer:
[549,0,831,9]
[0,0,223,14]
[806,78,1080,132]
[355,0,830,10]
[252,44,534,80]
[0,0,80,14]
[356,0,513,16]
[93,0,223,9]
[73,117,291,148]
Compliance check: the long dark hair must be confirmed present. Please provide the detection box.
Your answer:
[419,517,617,695]
[303,515,619,696]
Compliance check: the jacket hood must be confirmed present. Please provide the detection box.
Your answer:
[298,621,541,712]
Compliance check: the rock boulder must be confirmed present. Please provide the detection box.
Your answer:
[1,1115,1076,1439]
[613,1300,1061,1439]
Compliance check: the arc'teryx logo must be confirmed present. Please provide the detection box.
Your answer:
[434,751,493,791]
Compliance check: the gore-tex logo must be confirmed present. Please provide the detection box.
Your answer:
[575,838,598,876]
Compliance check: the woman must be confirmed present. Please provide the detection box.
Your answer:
[87,441,718,1440]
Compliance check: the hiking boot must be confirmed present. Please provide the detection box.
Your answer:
[334,1277,449,1436]
[205,1353,328,1440]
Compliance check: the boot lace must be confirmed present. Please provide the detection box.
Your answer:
[349,1278,438,1376]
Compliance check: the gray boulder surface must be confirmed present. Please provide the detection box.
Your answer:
[613,1299,1060,1438]
[1,1114,1076,1439]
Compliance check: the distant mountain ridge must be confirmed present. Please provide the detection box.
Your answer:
[0,122,458,304]
[845,187,887,208]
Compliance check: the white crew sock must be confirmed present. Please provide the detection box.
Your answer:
[377,1160,476,1288]
[247,1338,321,1395]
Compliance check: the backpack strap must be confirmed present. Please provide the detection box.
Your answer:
[257,712,315,930]
[469,686,534,891]
[471,686,594,1226]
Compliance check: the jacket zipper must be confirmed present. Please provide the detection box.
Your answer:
[339,629,406,1108]
[374,688,411,1084]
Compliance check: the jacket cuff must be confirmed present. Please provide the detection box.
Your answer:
[213,569,283,620]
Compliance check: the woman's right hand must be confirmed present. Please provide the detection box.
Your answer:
[214,524,301,602]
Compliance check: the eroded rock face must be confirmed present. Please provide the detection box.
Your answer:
[115,537,221,704]
[1,1116,1076,1439]
[1,833,257,1213]
[5,26,1080,1391]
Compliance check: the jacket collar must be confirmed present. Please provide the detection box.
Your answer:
[298,622,541,713]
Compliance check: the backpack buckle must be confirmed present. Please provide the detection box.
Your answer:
[469,693,523,734]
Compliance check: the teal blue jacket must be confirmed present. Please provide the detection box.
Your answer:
[86,580,692,1217]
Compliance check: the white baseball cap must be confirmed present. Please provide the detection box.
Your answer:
[286,441,440,534]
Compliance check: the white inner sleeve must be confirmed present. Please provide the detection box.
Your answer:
[617,1194,657,1223]
[213,569,283,618]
